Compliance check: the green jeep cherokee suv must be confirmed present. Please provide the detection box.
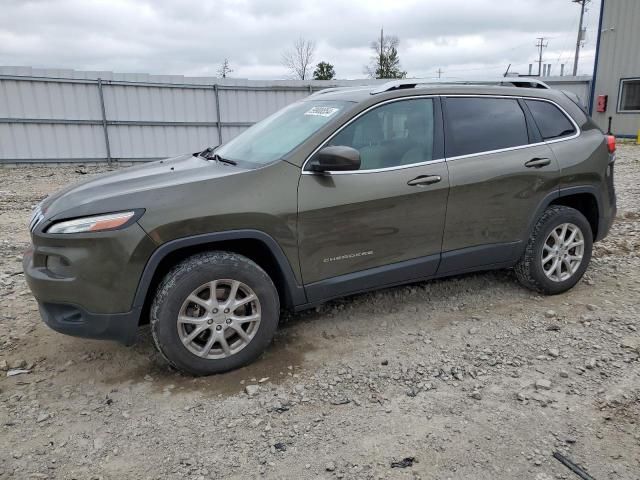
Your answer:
[24,79,617,375]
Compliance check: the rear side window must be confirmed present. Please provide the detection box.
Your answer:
[445,97,529,157]
[524,99,576,140]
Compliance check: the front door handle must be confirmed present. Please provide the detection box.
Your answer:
[525,157,551,168]
[407,175,442,186]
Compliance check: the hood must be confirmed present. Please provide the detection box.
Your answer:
[40,154,248,221]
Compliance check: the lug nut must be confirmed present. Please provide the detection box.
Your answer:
[226,318,232,324]
[224,308,230,313]
[216,325,222,331]
[207,319,213,325]
[212,308,218,313]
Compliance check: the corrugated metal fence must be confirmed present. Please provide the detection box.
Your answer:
[0,67,591,164]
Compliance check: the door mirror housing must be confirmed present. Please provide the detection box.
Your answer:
[308,146,360,172]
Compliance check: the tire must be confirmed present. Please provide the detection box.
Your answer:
[151,251,280,376]
[515,206,593,295]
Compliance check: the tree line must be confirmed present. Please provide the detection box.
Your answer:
[217,29,407,81]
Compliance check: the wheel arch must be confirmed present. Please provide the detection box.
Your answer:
[549,189,600,240]
[133,230,306,325]
[527,186,603,245]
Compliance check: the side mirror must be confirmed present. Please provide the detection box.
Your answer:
[308,146,360,173]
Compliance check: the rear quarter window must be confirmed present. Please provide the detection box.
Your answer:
[444,97,529,157]
[524,99,576,140]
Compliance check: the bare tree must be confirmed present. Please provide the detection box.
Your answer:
[217,58,233,78]
[282,37,316,80]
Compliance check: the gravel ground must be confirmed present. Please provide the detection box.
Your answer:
[1,146,639,480]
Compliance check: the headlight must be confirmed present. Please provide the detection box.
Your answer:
[47,211,136,234]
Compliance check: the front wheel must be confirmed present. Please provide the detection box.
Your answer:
[151,251,280,375]
[515,206,593,295]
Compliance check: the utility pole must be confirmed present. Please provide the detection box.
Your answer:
[572,0,590,76]
[436,68,443,79]
[379,27,384,78]
[535,37,548,76]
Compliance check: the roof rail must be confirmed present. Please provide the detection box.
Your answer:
[307,87,350,98]
[307,85,375,98]
[370,77,550,95]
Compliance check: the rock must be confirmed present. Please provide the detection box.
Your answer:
[245,385,260,397]
[10,359,27,369]
[585,358,597,369]
[391,457,416,468]
[545,310,557,318]
[559,370,569,378]
[468,327,479,335]
[535,379,552,390]
[325,461,336,472]
[470,390,482,400]
[621,336,640,352]
[0,359,8,371]
[381,360,389,366]
[548,348,560,358]
[36,412,49,423]
[7,369,31,377]
[273,442,286,452]
[586,304,597,311]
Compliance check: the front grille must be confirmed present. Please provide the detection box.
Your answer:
[29,204,44,232]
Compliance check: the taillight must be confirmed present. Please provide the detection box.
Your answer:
[606,135,616,154]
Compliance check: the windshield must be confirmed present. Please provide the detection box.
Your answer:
[215,100,353,165]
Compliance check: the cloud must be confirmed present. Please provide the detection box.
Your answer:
[0,0,600,79]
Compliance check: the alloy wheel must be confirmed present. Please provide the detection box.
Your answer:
[177,279,261,359]
[541,223,585,282]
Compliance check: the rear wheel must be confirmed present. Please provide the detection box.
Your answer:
[151,251,279,375]
[515,206,593,295]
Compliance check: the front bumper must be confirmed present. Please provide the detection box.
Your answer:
[23,222,157,343]
[39,302,141,345]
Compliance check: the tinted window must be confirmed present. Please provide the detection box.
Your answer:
[619,79,640,111]
[445,97,529,157]
[525,100,576,140]
[328,98,435,170]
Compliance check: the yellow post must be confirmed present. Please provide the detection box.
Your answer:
[637,128,640,145]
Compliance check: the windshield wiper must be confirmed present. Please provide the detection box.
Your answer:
[195,145,218,159]
[195,145,237,165]
[210,153,237,166]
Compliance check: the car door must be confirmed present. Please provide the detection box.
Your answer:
[297,97,449,303]
[439,95,559,274]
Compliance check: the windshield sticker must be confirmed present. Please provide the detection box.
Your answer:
[304,106,340,117]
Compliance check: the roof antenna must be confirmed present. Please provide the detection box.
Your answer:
[503,64,511,77]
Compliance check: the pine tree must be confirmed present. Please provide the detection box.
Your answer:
[313,61,336,80]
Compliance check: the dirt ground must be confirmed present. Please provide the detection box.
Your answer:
[0,146,639,480]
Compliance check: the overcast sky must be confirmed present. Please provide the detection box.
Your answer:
[0,0,601,80]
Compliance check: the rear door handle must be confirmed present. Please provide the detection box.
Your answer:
[407,175,441,186]
[525,157,551,168]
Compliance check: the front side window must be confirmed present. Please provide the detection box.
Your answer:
[215,100,352,165]
[328,98,435,170]
[524,99,576,140]
[619,78,640,112]
[445,97,529,157]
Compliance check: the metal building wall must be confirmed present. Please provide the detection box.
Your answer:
[0,66,592,164]
[591,0,640,137]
